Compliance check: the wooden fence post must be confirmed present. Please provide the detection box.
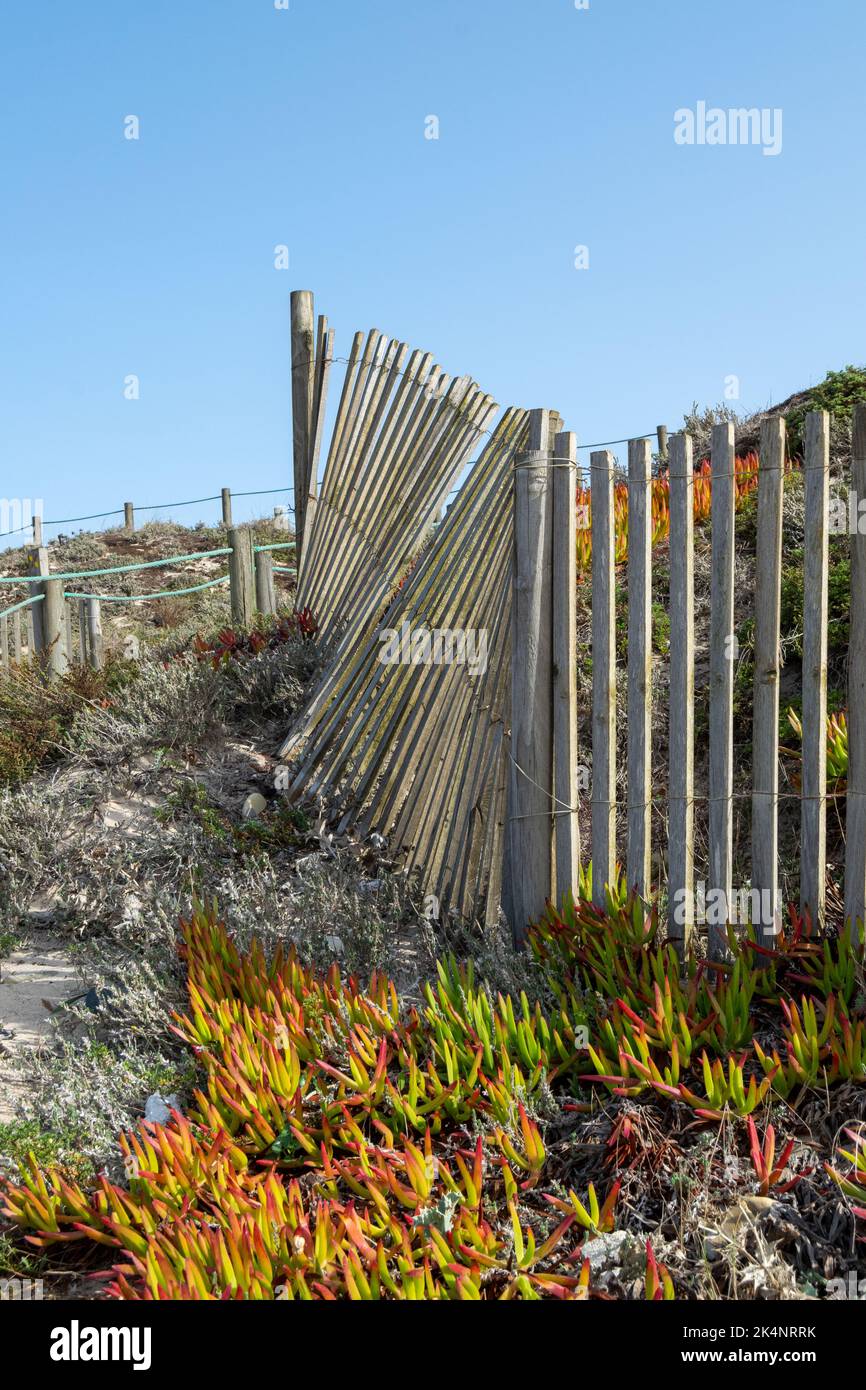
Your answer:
[27,546,68,680]
[552,430,579,906]
[255,549,276,617]
[751,417,785,942]
[509,408,554,942]
[591,449,616,909]
[228,526,255,628]
[801,411,830,929]
[221,488,233,528]
[33,514,43,546]
[846,403,866,943]
[64,602,73,665]
[668,432,695,953]
[291,291,316,557]
[656,425,669,463]
[626,438,652,898]
[708,422,736,959]
[12,610,22,664]
[86,598,104,671]
[0,616,8,673]
[78,599,88,664]
[124,502,135,532]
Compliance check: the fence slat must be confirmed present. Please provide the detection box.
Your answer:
[846,403,866,943]
[626,438,652,898]
[668,432,694,951]
[509,408,554,941]
[708,421,736,958]
[801,410,830,929]
[0,615,8,672]
[591,449,616,908]
[751,417,785,941]
[552,429,579,906]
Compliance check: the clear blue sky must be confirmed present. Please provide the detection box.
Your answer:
[1,0,864,548]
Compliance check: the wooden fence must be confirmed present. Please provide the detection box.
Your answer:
[6,286,863,953]
[280,294,866,950]
[502,405,862,952]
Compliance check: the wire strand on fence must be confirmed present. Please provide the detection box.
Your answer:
[0,487,295,539]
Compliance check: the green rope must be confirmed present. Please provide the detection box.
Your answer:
[64,575,230,603]
[253,542,296,553]
[0,548,232,585]
[273,566,296,574]
[0,593,44,620]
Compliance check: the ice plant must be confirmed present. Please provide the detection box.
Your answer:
[645,1242,675,1301]
[746,1117,803,1196]
[827,1128,866,1228]
[545,1181,620,1236]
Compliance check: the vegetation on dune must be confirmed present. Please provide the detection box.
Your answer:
[2,895,864,1300]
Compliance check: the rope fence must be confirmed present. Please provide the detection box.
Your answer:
[0,522,298,678]
[0,485,295,541]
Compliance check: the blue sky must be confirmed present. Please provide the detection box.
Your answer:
[1,0,864,548]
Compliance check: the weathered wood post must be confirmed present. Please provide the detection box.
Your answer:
[656,425,669,463]
[552,429,579,906]
[255,549,276,617]
[228,526,255,628]
[85,598,104,671]
[801,411,830,929]
[846,403,866,944]
[668,432,695,953]
[221,488,233,528]
[124,502,135,532]
[64,602,73,665]
[27,546,68,680]
[12,610,22,664]
[291,290,316,558]
[626,438,653,899]
[509,408,555,944]
[78,599,88,664]
[0,616,8,673]
[32,514,43,546]
[591,450,617,909]
[752,417,785,943]
[708,422,736,959]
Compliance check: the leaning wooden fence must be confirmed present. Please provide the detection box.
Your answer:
[279,297,866,952]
